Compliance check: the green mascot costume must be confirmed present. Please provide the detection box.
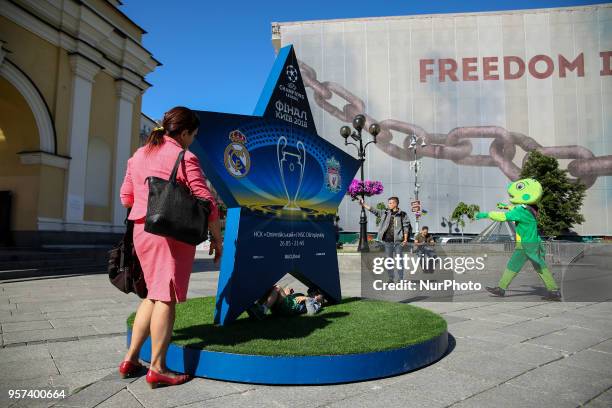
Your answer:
[475,178,561,301]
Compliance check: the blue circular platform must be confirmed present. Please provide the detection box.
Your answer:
[128,328,448,385]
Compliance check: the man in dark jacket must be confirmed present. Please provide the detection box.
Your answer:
[359,196,412,282]
[414,226,436,273]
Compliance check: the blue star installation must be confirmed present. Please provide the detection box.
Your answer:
[190,45,361,325]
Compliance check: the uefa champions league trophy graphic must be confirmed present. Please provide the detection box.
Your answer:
[277,136,306,211]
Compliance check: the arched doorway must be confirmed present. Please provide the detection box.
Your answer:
[0,73,42,233]
[0,60,56,154]
[0,59,62,243]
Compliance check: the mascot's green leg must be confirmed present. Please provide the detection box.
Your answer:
[526,244,559,291]
[536,267,558,291]
[487,251,523,296]
[529,255,559,291]
[533,261,561,300]
[498,249,527,290]
[499,268,518,290]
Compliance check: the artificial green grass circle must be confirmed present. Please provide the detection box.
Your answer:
[127,297,447,356]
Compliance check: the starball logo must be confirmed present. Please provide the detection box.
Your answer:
[286,64,299,82]
[273,62,309,129]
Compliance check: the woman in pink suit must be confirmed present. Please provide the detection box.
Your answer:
[117,106,222,388]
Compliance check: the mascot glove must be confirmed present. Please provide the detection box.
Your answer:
[475,212,489,220]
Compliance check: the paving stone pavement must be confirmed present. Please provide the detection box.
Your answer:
[0,253,611,408]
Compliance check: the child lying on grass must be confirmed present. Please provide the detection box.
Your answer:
[247,285,327,319]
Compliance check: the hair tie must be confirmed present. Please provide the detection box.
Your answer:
[153,126,164,132]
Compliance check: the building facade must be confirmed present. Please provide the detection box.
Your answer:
[0,0,159,245]
[273,5,612,236]
[140,112,157,146]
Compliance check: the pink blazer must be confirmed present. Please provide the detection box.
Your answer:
[120,135,219,222]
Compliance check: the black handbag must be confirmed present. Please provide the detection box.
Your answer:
[144,150,211,245]
[108,215,148,298]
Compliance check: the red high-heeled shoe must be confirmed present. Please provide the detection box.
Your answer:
[146,369,192,389]
[118,360,144,378]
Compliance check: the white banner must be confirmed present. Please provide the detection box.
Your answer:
[277,5,612,235]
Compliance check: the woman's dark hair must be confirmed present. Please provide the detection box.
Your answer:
[145,106,200,149]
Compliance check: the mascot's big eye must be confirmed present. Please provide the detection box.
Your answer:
[515,182,525,190]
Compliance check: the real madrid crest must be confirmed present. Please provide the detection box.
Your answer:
[325,156,341,193]
[224,130,251,178]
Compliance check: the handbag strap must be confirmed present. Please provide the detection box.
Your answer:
[120,207,136,246]
[169,150,186,184]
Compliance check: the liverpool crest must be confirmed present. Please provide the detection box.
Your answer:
[325,156,341,193]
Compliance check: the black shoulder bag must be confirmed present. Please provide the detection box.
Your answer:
[108,212,148,298]
[144,150,211,245]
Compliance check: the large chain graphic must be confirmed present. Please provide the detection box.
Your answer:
[299,61,612,188]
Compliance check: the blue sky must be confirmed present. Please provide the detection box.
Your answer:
[120,0,607,120]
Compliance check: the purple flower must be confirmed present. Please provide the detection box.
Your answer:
[347,179,384,199]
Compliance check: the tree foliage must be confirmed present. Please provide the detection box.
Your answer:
[519,151,586,237]
[451,202,480,229]
[375,202,387,226]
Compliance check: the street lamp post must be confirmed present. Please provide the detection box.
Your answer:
[340,114,381,252]
[441,216,459,235]
[408,133,427,232]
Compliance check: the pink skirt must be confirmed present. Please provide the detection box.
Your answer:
[132,220,196,302]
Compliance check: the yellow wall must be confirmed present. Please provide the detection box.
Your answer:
[0,15,71,229]
[0,16,74,160]
[38,165,65,219]
[0,77,41,230]
[0,8,147,233]
[0,16,59,118]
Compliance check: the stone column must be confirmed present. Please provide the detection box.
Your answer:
[64,53,100,223]
[112,79,141,226]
